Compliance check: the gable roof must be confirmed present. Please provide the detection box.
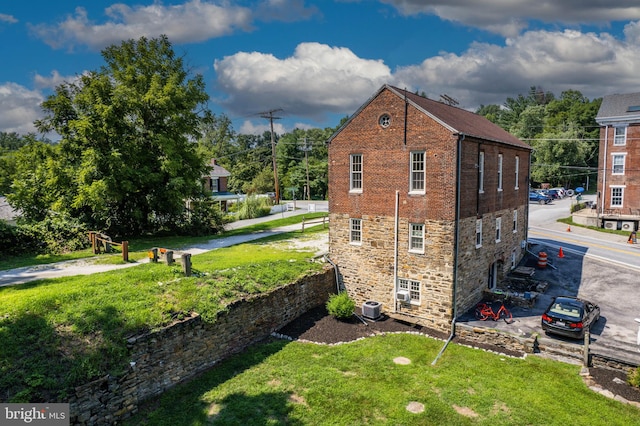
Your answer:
[207,159,231,178]
[596,92,640,125]
[329,84,530,150]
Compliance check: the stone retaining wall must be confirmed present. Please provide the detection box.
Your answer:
[69,268,336,425]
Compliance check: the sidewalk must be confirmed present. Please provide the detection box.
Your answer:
[0,201,328,287]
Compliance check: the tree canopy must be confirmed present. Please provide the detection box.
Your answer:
[13,36,212,235]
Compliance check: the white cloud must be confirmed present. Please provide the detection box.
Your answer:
[381,0,640,36]
[28,0,318,51]
[33,70,82,89]
[239,119,286,135]
[214,42,391,119]
[0,13,18,24]
[0,83,43,135]
[393,27,640,109]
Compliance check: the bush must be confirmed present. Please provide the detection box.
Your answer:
[629,366,640,388]
[179,199,226,236]
[236,195,272,220]
[326,292,355,320]
[18,215,89,254]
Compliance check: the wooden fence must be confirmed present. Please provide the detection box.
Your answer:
[88,232,129,261]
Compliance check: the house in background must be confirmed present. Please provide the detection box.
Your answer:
[327,85,531,332]
[203,159,239,211]
[595,93,640,232]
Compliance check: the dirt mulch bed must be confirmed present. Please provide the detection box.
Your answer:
[276,305,640,404]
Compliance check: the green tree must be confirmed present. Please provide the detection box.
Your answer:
[32,35,211,235]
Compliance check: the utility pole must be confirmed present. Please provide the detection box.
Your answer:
[300,137,312,201]
[261,109,283,203]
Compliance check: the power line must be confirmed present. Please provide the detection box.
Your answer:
[260,109,283,202]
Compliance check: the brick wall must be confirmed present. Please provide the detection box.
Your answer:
[328,87,530,331]
[68,268,336,425]
[598,124,640,211]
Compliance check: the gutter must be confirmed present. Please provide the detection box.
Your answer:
[432,133,464,365]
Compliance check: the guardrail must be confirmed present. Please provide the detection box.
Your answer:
[301,215,329,232]
[88,232,128,261]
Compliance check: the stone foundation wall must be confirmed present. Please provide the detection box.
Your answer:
[69,268,336,425]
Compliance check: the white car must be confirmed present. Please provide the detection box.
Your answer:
[550,187,566,198]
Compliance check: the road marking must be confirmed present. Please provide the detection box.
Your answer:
[529,228,640,257]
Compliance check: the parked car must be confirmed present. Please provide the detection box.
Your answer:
[541,296,600,339]
[546,189,561,199]
[551,187,566,198]
[529,191,551,204]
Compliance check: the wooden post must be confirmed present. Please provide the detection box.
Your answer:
[165,250,174,265]
[148,247,159,263]
[583,330,590,366]
[181,253,192,277]
[122,241,129,262]
[89,232,98,254]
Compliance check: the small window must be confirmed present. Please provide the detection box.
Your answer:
[397,278,421,304]
[212,178,219,193]
[611,187,624,207]
[612,154,625,175]
[410,151,425,193]
[475,218,483,248]
[514,155,520,190]
[478,151,485,193]
[409,223,424,253]
[512,210,518,233]
[614,126,626,146]
[350,154,362,191]
[497,154,503,191]
[495,217,502,243]
[379,114,391,128]
[350,218,362,244]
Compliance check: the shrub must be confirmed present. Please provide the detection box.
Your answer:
[326,292,355,320]
[179,199,226,236]
[236,195,271,220]
[629,366,640,388]
[18,215,89,254]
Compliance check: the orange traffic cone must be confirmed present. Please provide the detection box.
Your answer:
[558,247,565,258]
[567,225,571,232]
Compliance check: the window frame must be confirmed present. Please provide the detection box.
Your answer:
[349,154,363,192]
[409,151,426,194]
[495,217,502,243]
[610,186,624,207]
[612,153,626,175]
[409,223,425,253]
[397,278,421,305]
[512,209,518,233]
[614,126,627,146]
[349,218,362,245]
[475,218,483,249]
[497,153,503,192]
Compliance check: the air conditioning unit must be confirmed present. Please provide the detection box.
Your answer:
[604,220,618,230]
[621,221,636,231]
[396,290,410,302]
[362,301,382,320]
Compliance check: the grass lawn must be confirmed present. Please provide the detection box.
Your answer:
[0,223,326,402]
[126,334,640,426]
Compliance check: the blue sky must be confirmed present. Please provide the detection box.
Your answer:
[2,1,640,137]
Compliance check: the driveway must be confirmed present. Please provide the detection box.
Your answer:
[459,195,640,364]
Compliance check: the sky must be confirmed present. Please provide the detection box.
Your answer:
[3,0,640,138]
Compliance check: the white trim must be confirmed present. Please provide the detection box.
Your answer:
[514,155,520,190]
[409,151,426,194]
[475,218,483,248]
[611,153,626,175]
[408,223,425,254]
[495,217,502,243]
[349,154,363,191]
[497,153,503,191]
[478,151,485,193]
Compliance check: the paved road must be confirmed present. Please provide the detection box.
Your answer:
[0,201,328,287]
[461,194,640,363]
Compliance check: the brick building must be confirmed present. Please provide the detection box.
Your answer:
[327,85,531,331]
[595,93,640,232]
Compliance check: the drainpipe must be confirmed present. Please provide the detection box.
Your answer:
[432,133,464,365]
[323,255,341,293]
[393,190,400,312]
[601,125,608,219]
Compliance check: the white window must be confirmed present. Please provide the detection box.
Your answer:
[350,218,362,244]
[495,217,502,243]
[612,154,626,175]
[497,154,503,191]
[211,178,219,193]
[409,223,424,253]
[614,126,626,146]
[478,151,485,193]
[410,151,425,193]
[475,218,483,248]
[611,187,624,207]
[511,249,517,269]
[397,278,421,304]
[514,155,520,189]
[512,210,518,233]
[350,154,362,191]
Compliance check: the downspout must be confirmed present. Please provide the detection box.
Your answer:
[323,255,341,293]
[600,125,609,219]
[432,133,464,365]
[393,190,400,312]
